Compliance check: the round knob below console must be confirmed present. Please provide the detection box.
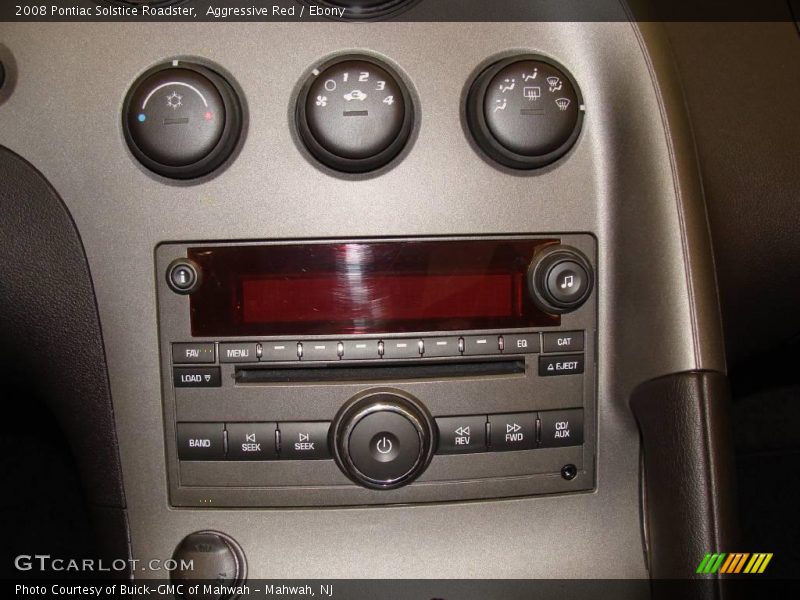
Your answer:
[331,391,435,489]
[171,531,246,600]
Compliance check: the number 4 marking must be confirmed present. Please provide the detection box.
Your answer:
[383,96,395,105]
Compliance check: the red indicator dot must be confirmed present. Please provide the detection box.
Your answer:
[204,111,213,121]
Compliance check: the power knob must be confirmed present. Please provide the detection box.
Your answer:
[528,245,594,314]
[331,390,436,490]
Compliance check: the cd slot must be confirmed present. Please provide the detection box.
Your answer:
[235,359,525,384]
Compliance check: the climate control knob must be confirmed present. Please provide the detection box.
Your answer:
[467,55,583,170]
[123,60,243,180]
[296,56,414,173]
[528,245,594,314]
[331,390,435,489]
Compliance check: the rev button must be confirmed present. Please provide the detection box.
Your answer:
[436,416,487,454]
[173,367,221,388]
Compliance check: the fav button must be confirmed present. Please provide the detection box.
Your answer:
[172,343,215,364]
[539,409,584,448]
[279,422,331,460]
[226,423,278,460]
[436,416,487,454]
[488,413,536,452]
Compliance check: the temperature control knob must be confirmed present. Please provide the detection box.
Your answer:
[467,56,583,170]
[123,61,243,179]
[331,390,435,489]
[296,56,414,173]
[528,245,594,314]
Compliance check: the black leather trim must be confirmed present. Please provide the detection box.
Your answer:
[0,146,130,565]
[631,371,738,593]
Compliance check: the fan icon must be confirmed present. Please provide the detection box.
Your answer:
[315,95,328,107]
[555,97,571,111]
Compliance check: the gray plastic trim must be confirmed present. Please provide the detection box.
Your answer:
[0,17,724,580]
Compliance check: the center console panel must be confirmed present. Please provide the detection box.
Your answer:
[156,234,596,506]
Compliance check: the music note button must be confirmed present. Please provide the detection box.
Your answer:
[546,260,589,305]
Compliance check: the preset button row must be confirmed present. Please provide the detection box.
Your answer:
[177,421,331,461]
[172,332,585,365]
[436,409,584,454]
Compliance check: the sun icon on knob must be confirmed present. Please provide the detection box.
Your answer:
[166,91,183,110]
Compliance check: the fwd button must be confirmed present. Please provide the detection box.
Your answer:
[488,413,536,452]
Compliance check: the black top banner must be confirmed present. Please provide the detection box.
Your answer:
[1,0,799,22]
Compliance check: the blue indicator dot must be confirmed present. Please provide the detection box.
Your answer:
[137,113,146,122]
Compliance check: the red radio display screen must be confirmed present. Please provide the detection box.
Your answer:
[188,240,559,337]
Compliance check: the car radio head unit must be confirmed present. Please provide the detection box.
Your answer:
[156,235,597,507]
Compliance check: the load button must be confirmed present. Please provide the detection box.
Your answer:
[538,354,584,376]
